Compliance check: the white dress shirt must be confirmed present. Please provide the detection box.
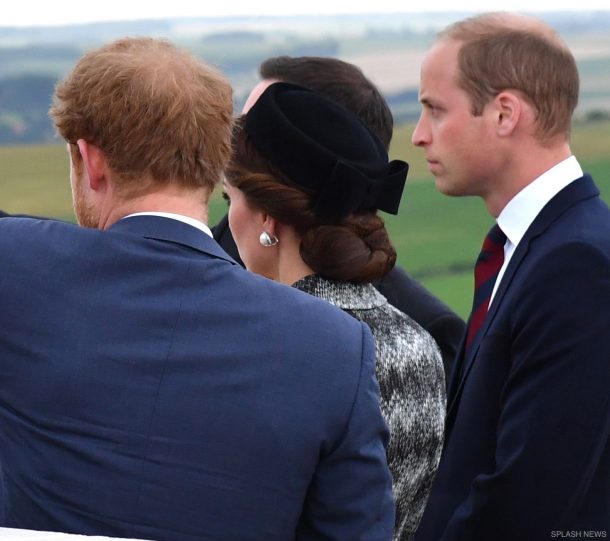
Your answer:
[123,211,213,238]
[491,156,584,303]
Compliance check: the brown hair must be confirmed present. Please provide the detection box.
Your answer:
[259,56,393,150]
[227,118,396,283]
[440,13,579,141]
[50,37,233,196]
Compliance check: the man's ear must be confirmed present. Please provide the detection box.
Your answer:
[76,139,107,192]
[493,91,522,137]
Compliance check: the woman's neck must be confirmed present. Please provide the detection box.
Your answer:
[275,227,314,286]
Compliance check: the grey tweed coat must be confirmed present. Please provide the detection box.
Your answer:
[293,275,446,541]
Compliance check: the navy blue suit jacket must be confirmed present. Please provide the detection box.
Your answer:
[0,215,394,541]
[416,175,610,540]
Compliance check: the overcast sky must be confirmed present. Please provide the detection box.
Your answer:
[4,0,610,27]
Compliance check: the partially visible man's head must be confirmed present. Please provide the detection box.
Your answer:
[50,37,233,199]
[256,56,394,150]
[440,12,579,142]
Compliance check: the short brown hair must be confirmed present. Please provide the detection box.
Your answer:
[440,13,579,141]
[50,37,233,195]
[227,118,396,283]
[259,56,393,150]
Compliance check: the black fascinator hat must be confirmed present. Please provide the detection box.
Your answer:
[244,82,409,221]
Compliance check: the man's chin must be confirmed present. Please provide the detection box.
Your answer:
[434,175,473,198]
[434,177,458,196]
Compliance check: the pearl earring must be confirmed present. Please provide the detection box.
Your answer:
[259,231,279,247]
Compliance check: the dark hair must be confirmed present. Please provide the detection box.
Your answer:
[227,117,396,283]
[259,56,393,150]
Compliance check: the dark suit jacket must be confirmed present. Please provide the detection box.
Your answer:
[0,210,45,219]
[415,175,610,540]
[0,215,394,541]
[213,214,465,376]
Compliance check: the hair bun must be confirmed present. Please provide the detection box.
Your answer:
[300,213,396,282]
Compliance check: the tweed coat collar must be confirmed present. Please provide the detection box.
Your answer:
[292,274,387,311]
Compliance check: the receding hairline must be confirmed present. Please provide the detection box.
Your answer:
[91,38,213,85]
[434,11,579,142]
[440,11,567,49]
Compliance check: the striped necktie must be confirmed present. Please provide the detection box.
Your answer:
[465,224,507,351]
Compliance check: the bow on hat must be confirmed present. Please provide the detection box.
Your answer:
[245,82,409,221]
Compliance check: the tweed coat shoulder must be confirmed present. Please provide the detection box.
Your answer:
[293,275,446,541]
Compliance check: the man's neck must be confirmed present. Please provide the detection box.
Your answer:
[484,140,573,218]
[97,187,210,230]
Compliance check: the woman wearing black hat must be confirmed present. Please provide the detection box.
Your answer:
[223,82,446,541]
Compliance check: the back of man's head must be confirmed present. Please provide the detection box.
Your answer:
[259,56,393,150]
[50,37,233,196]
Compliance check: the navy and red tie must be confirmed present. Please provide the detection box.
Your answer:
[465,224,507,351]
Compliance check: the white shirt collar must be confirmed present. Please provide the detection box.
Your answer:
[123,212,213,238]
[489,156,583,304]
[497,156,583,248]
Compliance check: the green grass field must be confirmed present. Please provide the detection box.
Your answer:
[3,119,610,318]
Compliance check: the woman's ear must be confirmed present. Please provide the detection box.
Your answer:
[262,213,279,237]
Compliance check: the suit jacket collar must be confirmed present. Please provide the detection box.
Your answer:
[109,214,237,265]
[446,174,599,415]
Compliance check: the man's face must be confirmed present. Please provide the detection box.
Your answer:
[68,144,98,228]
[242,79,279,114]
[411,40,497,198]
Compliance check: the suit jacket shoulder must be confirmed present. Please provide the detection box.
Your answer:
[0,216,394,541]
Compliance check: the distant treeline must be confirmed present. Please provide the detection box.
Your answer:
[1,11,610,145]
[2,67,608,146]
[0,72,428,145]
[0,74,57,144]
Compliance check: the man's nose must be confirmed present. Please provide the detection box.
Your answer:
[411,115,429,147]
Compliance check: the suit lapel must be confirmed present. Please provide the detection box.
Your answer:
[446,238,532,419]
[446,175,599,420]
[109,215,237,264]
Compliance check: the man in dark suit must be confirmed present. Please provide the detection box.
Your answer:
[213,56,465,376]
[0,37,394,541]
[413,13,610,540]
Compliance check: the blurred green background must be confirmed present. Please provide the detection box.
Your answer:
[3,118,609,318]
